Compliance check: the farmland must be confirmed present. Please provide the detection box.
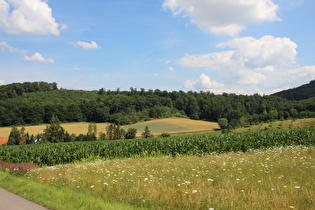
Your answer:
[233,118,315,133]
[0,117,220,138]
[0,118,315,209]
[0,128,314,166]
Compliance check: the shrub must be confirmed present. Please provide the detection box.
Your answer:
[160,132,171,137]
[125,128,137,139]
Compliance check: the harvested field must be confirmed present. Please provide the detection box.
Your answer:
[122,117,220,136]
[0,118,219,138]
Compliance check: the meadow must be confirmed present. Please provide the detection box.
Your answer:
[24,145,315,209]
[233,118,315,133]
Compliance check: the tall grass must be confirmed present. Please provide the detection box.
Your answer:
[0,128,314,166]
[0,171,144,210]
[27,146,315,209]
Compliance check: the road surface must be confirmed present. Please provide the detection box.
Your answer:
[0,187,49,210]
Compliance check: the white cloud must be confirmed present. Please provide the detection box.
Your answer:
[0,0,65,35]
[168,66,175,71]
[184,74,224,90]
[179,36,315,94]
[179,51,234,69]
[217,36,297,68]
[0,80,5,85]
[0,41,25,53]
[24,52,55,64]
[163,0,280,36]
[71,41,101,50]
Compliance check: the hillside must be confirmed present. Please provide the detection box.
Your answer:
[1,81,315,130]
[272,79,315,100]
[0,118,220,139]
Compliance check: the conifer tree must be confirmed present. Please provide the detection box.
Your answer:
[43,115,68,143]
[7,127,21,145]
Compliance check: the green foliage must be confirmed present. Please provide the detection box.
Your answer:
[272,79,315,100]
[218,118,229,130]
[141,126,151,138]
[160,132,171,137]
[1,81,315,127]
[124,128,137,139]
[98,132,106,140]
[0,128,314,166]
[7,126,31,145]
[7,127,22,145]
[43,115,70,143]
[106,124,125,140]
[0,81,57,100]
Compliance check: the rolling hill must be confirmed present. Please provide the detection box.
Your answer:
[0,118,220,139]
[272,79,315,100]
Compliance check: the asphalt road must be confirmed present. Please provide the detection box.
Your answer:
[0,187,49,210]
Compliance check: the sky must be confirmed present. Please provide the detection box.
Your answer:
[0,0,315,95]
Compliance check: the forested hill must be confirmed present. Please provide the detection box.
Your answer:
[0,82,57,99]
[271,80,315,101]
[0,82,315,129]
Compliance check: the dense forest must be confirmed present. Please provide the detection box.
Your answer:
[0,82,315,129]
[272,80,315,100]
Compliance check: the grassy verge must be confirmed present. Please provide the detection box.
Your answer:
[27,146,315,209]
[0,171,145,210]
[233,118,315,133]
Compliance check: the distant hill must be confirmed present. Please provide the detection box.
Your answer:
[272,80,315,100]
[1,81,315,128]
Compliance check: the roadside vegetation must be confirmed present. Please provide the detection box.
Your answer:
[1,145,314,209]
[0,171,144,210]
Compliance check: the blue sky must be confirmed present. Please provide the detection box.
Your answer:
[1,0,315,94]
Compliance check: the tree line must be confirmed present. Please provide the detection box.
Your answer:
[0,82,315,129]
[272,79,315,101]
[6,115,155,145]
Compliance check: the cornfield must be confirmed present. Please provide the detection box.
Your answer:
[0,128,314,166]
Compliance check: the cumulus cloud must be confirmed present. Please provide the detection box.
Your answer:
[71,41,101,50]
[0,0,65,35]
[0,80,5,85]
[179,36,315,94]
[163,0,280,36]
[24,52,55,64]
[217,36,297,68]
[184,74,224,90]
[0,41,25,53]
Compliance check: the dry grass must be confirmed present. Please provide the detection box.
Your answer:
[28,146,315,209]
[123,118,220,137]
[0,118,219,138]
[234,118,315,133]
[0,122,110,138]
